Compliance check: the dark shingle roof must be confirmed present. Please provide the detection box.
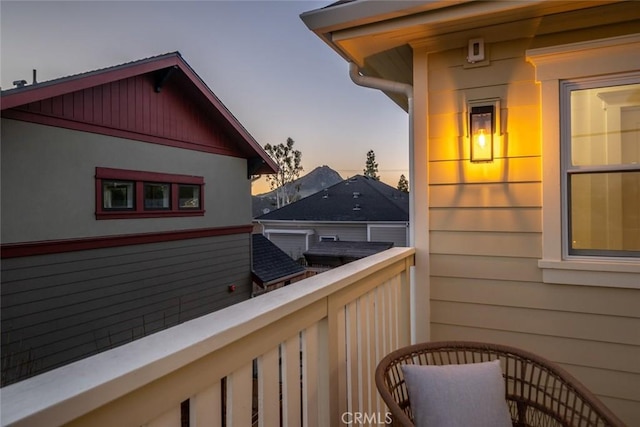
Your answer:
[252,234,305,285]
[256,175,408,222]
[303,240,394,267]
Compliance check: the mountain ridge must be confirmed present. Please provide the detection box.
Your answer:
[252,165,343,217]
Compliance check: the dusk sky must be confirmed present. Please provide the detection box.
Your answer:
[1,0,410,194]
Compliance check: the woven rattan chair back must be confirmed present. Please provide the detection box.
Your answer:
[375,341,625,427]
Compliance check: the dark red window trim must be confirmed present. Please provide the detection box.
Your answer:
[96,167,205,219]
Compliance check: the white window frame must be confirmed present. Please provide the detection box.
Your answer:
[561,74,640,258]
[527,34,640,289]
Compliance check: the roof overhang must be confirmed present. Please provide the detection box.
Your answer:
[1,52,278,175]
[301,0,632,109]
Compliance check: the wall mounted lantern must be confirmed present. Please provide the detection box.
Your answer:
[469,104,495,162]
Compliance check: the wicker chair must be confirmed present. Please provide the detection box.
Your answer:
[375,341,625,427]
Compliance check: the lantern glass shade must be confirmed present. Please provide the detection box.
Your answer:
[470,105,494,162]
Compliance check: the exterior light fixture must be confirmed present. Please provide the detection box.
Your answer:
[469,105,494,162]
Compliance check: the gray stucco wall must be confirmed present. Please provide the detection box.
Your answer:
[1,119,252,243]
[1,118,256,385]
[1,233,251,385]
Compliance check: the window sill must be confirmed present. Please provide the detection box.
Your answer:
[96,210,205,220]
[538,259,640,289]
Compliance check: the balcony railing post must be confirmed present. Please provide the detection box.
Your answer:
[399,257,412,349]
[307,318,329,427]
[326,292,345,424]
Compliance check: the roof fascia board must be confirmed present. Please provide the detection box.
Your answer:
[177,59,279,173]
[330,0,548,43]
[1,53,277,173]
[301,0,470,33]
[1,54,181,110]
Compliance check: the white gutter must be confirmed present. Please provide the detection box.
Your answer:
[348,63,418,344]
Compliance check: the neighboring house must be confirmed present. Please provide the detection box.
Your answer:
[251,234,308,296]
[254,175,409,261]
[0,52,277,385]
[303,240,393,269]
[302,1,640,425]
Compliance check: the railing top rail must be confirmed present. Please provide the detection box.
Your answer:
[1,247,414,427]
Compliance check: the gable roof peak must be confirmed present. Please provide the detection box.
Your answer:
[2,51,183,96]
[1,51,277,174]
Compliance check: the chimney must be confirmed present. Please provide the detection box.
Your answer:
[32,69,38,85]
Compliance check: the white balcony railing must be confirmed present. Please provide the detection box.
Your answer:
[1,247,415,427]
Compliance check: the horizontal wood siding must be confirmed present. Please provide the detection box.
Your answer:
[269,234,308,261]
[369,226,408,247]
[265,224,370,261]
[313,225,368,243]
[1,233,251,386]
[426,36,640,425]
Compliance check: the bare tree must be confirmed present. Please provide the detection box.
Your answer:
[264,137,303,208]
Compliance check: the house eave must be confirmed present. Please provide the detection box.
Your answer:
[301,0,626,67]
[1,52,278,175]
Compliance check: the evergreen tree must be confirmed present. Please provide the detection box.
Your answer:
[363,150,380,180]
[264,137,303,208]
[397,174,409,193]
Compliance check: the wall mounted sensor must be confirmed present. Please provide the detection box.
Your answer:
[467,38,485,63]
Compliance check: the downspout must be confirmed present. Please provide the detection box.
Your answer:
[348,63,417,343]
[348,63,414,247]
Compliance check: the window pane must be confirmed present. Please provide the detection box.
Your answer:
[570,171,640,254]
[144,183,170,209]
[570,83,640,167]
[103,181,134,209]
[178,185,200,209]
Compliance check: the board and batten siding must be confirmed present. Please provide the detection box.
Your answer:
[1,233,251,386]
[423,37,640,425]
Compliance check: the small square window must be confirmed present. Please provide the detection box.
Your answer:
[178,184,200,209]
[144,183,171,210]
[103,181,134,210]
